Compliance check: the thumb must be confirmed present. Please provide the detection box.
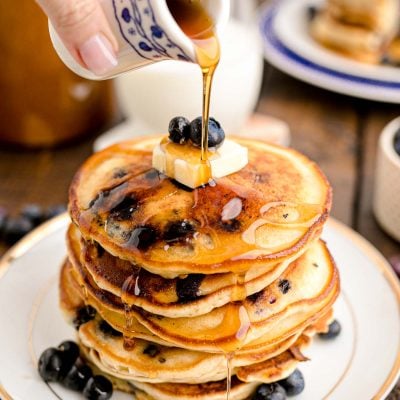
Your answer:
[36,0,118,76]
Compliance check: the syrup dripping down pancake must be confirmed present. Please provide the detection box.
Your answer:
[74,309,332,384]
[69,137,331,278]
[67,224,306,318]
[62,237,339,352]
[79,336,313,400]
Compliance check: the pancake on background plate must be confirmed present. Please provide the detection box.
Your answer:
[310,0,400,64]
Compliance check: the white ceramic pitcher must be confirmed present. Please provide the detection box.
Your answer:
[49,0,230,80]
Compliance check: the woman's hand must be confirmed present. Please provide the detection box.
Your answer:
[36,0,118,75]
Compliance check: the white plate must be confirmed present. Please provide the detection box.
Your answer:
[259,0,400,103]
[0,215,399,399]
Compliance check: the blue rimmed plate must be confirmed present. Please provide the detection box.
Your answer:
[259,0,400,103]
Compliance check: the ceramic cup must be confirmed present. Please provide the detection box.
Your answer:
[49,0,230,80]
[373,116,400,242]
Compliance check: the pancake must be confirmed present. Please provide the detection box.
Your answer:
[63,238,339,352]
[387,37,400,65]
[67,223,308,318]
[69,137,331,278]
[61,256,333,368]
[327,0,399,34]
[80,335,311,400]
[76,308,330,384]
[310,11,386,63]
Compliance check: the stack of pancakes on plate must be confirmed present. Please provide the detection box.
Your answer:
[310,0,400,63]
[60,136,340,399]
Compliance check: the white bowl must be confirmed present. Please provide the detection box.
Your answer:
[373,116,400,242]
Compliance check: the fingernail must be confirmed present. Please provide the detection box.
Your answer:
[79,33,118,76]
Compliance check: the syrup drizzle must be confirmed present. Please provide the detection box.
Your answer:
[166,2,244,396]
[121,272,141,350]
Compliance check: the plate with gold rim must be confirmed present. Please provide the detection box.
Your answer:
[0,214,399,399]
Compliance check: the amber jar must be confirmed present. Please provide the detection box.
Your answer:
[0,1,115,148]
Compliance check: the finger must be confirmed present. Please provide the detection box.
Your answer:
[36,0,118,75]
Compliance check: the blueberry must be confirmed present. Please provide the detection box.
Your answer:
[176,274,205,303]
[73,306,97,329]
[279,369,305,396]
[63,362,92,391]
[83,375,113,400]
[278,279,291,295]
[0,206,9,236]
[318,319,341,340]
[168,116,190,144]
[143,344,161,358]
[394,129,400,156]
[253,383,287,400]
[307,6,318,20]
[219,219,241,232]
[189,117,225,148]
[128,226,157,250]
[389,254,400,278]
[58,341,80,368]
[108,196,137,221]
[164,220,195,242]
[38,348,68,382]
[45,204,67,220]
[99,320,122,337]
[21,204,44,226]
[2,216,34,244]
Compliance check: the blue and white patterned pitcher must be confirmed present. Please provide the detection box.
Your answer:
[50,0,230,80]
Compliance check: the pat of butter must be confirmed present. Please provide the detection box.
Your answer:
[152,139,248,188]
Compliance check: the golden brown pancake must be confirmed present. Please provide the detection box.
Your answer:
[75,309,331,385]
[80,335,312,400]
[62,237,339,352]
[67,223,307,318]
[310,11,386,64]
[69,137,331,278]
[327,0,399,34]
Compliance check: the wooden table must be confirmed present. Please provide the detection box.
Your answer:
[1,63,400,397]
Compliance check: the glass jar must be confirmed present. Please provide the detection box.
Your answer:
[0,1,116,148]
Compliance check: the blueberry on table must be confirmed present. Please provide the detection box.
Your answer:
[279,369,305,396]
[318,319,341,340]
[83,375,113,400]
[253,383,287,400]
[189,117,225,148]
[389,254,400,278]
[46,204,67,220]
[394,129,400,156]
[58,341,80,368]
[21,204,44,226]
[63,363,93,391]
[2,215,34,244]
[168,116,191,144]
[73,306,97,329]
[307,5,318,20]
[38,348,69,382]
[0,206,9,236]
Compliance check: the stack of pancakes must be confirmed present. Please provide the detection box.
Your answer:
[310,0,400,63]
[60,137,340,399]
